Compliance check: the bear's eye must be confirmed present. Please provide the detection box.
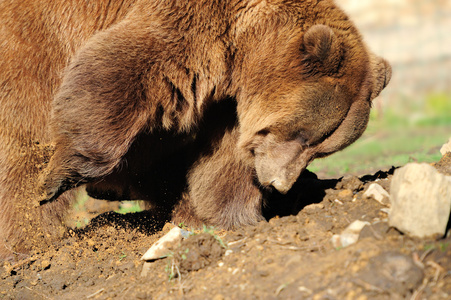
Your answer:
[294,130,315,147]
[294,134,311,148]
[296,134,308,146]
[256,129,270,137]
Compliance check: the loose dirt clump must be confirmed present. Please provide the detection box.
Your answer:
[1,159,451,299]
[173,233,225,274]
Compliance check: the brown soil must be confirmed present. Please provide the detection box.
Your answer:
[1,156,451,300]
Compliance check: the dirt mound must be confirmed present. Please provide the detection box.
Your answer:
[1,162,450,299]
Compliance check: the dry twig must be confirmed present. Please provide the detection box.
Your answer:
[86,288,105,299]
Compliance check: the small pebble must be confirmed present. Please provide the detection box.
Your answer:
[364,183,390,205]
[331,220,370,248]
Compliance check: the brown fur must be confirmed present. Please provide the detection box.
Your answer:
[0,0,390,259]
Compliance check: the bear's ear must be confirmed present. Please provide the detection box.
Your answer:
[301,24,342,75]
[369,56,392,101]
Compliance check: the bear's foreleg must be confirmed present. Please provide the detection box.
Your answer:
[38,24,166,203]
[176,127,266,229]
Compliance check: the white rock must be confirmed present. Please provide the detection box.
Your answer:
[364,183,390,205]
[331,220,370,248]
[141,227,191,261]
[389,163,451,238]
[440,137,451,156]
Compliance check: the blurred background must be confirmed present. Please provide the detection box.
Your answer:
[309,0,451,177]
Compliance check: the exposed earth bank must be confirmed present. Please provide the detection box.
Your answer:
[1,155,451,300]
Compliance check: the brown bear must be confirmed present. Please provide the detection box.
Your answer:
[0,0,391,259]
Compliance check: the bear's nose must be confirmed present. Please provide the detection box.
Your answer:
[269,177,294,194]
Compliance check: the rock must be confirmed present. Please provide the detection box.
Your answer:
[440,137,451,156]
[389,163,451,238]
[141,227,192,276]
[363,183,390,205]
[357,252,424,297]
[141,227,191,261]
[359,221,390,240]
[337,189,353,202]
[302,203,325,214]
[331,220,370,248]
[336,175,363,192]
[40,260,51,270]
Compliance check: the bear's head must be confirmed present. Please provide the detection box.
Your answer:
[234,18,391,193]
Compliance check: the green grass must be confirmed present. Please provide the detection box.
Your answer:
[70,189,143,228]
[308,93,451,177]
[72,189,89,211]
[115,201,142,214]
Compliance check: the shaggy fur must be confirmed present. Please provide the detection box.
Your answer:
[0,0,391,259]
